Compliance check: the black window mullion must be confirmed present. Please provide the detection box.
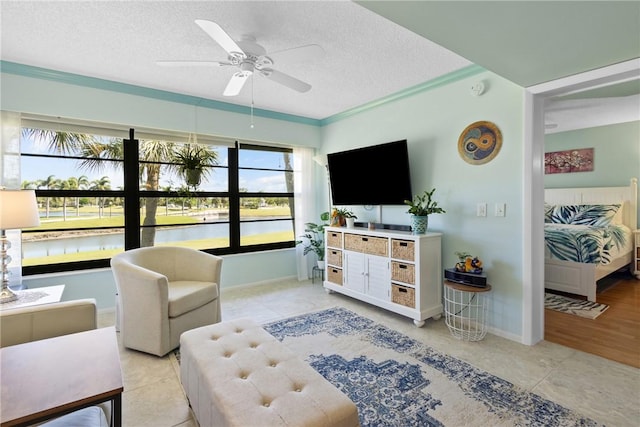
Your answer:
[228,143,240,248]
[123,129,140,249]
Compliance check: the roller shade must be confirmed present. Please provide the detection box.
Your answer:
[19,113,237,147]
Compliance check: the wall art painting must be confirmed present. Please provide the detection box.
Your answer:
[545,148,594,174]
[458,121,502,165]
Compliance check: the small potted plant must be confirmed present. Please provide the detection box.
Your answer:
[331,208,357,227]
[296,212,330,268]
[174,144,218,189]
[404,188,445,234]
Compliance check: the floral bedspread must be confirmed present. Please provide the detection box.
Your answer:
[544,223,631,265]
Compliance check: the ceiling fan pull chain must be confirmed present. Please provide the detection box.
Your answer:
[250,74,255,129]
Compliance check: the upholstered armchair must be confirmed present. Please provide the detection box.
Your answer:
[110,246,222,357]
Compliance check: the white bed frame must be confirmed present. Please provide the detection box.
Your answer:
[544,177,638,301]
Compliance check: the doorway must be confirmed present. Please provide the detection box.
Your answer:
[522,58,640,346]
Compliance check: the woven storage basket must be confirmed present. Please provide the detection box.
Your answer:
[326,231,343,248]
[344,234,388,256]
[327,249,342,267]
[328,267,343,285]
[391,239,415,261]
[391,261,415,284]
[391,284,415,308]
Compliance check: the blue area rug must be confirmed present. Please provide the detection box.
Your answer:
[264,307,601,427]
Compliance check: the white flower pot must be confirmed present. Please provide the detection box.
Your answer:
[346,218,355,228]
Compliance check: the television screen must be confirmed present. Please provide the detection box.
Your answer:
[327,140,412,206]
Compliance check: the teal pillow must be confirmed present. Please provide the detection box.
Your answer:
[548,204,621,226]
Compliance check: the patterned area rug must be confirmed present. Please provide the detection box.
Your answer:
[263,307,601,427]
[545,293,609,319]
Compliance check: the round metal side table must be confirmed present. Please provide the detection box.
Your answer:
[444,280,492,341]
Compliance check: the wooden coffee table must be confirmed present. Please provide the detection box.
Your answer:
[0,327,123,427]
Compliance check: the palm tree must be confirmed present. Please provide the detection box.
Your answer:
[89,176,112,218]
[75,175,90,216]
[37,175,61,218]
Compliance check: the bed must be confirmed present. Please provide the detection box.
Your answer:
[544,178,637,302]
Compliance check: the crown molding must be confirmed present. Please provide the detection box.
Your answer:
[2,61,486,128]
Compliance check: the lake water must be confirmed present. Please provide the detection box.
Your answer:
[24,220,294,258]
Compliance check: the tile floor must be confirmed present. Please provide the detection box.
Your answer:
[98,278,640,427]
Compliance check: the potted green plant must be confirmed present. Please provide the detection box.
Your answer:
[404,188,446,234]
[330,208,357,227]
[174,144,218,189]
[296,212,330,268]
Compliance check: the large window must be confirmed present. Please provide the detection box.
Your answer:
[20,123,297,275]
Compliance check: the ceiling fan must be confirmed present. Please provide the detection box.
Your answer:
[158,19,324,97]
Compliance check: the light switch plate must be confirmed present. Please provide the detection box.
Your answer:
[477,203,487,217]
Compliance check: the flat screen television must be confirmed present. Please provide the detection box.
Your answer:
[327,140,412,206]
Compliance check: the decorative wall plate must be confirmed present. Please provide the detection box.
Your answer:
[458,121,502,165]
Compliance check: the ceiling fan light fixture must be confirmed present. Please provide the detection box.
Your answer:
[239,62,254,75]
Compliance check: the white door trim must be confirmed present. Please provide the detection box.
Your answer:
[522,58,640,345]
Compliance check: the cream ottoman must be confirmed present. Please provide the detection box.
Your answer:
[180,319,360,427]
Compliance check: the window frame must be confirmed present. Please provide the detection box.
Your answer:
[21,126,297,276]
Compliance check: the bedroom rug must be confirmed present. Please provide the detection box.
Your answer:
[544,293,609,319]
[260,307,600,427]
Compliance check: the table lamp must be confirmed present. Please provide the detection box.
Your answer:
[0,189,41,303]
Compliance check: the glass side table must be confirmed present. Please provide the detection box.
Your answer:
[443,280,492,341]
[311,266,325,284]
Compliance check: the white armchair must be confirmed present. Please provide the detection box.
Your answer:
[110,246,222,357]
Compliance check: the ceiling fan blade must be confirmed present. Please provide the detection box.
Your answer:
[260,69,311,93]
[156,60,230,67]
[268,44,325,64]
[223,72,249,96]
[195,19,244,55]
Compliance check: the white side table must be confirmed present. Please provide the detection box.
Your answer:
[0,285,65,311]
[444,280,491,341]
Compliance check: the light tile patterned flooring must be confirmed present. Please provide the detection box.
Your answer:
[98,278,639,427]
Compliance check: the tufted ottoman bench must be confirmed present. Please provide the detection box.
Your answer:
[179,318,360,427]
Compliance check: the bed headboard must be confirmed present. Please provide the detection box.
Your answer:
[545,177,638,230]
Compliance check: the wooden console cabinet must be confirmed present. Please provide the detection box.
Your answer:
[324,226,442,327]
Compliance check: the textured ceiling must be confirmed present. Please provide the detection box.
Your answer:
[0,0,472,120]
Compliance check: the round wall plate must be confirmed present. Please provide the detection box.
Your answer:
[457,121,502,165]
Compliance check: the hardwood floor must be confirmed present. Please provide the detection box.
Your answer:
[545,271,640,368]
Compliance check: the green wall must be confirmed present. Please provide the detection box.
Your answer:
[321,71,525,338]
[2,69,529,340]
[545,121,640,223]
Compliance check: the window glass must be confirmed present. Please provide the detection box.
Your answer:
[21,127,125,269]
[22,229,125,267]
[138,140,228,192]
[140,223,230,250]
[239,148,294,170]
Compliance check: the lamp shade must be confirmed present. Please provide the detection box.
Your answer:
[0,190,41,230]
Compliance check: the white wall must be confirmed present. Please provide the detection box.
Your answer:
[321,71,525,339]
